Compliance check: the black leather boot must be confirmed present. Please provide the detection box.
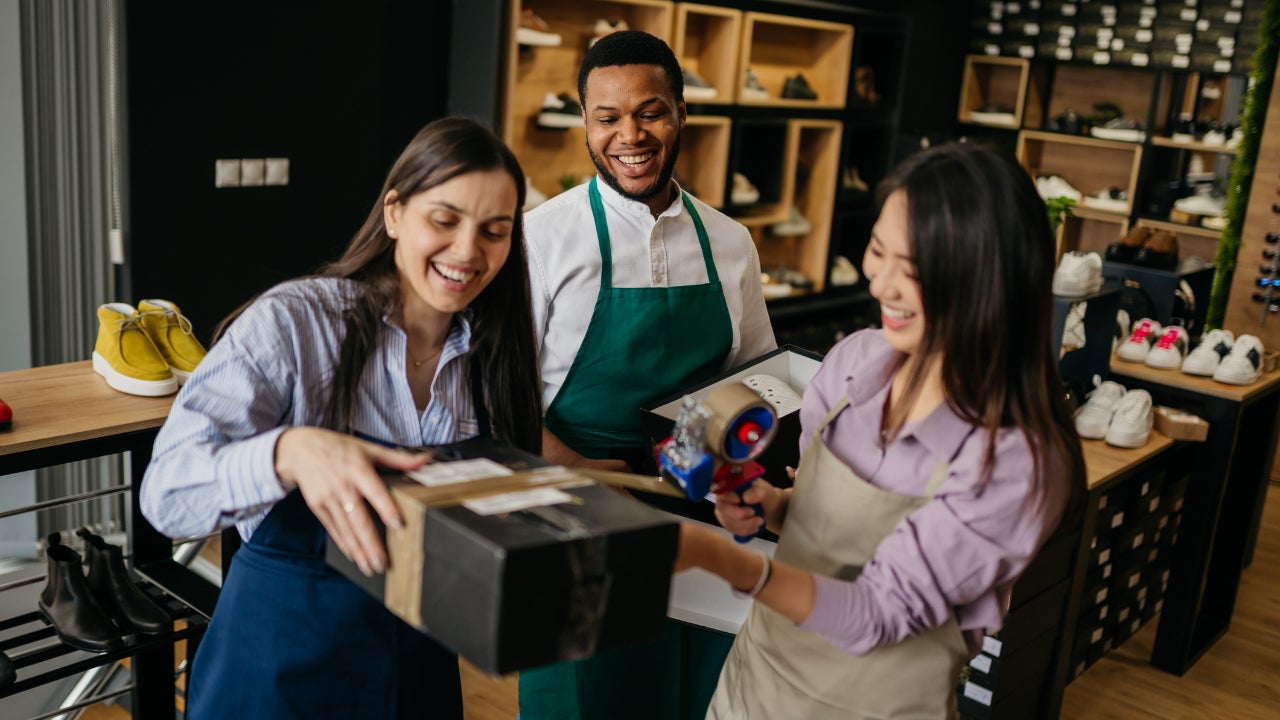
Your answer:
[76,527,170,635]
[38,533,122,653]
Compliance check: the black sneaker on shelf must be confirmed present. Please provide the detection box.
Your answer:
[537,92,584,129]
[781,74,818,101]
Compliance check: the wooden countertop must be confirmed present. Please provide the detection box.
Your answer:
[0,361,174,457]
[1110,357,1280,403]
[1082,433,1175,491]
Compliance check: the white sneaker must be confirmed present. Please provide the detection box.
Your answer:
[1075,379,1128,439]
[1035,174,1082,202]
[1173,192,1226,217]
[1116,318,1162,362]
[1106,389,1153,448]
[1145,326,1189,369]
[1113,309,1130,354]
[731,172,760,205]
[1213,334,1265,385]
[1053,252,1103,296]
[770,206,811,236]
[1062,301,1087,351]
[537,92,584,129]
[1181,329,1234,376]
[742,374,804,416]
[829,255,860,286]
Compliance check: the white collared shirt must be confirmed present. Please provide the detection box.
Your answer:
[525,177,777,409]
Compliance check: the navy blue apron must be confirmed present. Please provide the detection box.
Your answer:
[186,374,491,719]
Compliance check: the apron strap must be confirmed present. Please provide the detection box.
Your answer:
[922,460,949,498]
[816,397,850,432]
[588,177,720,288]
[588,178,614,289]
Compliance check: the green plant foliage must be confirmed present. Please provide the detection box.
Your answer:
[1208,1,1280,329]
[1044,195,1077,235]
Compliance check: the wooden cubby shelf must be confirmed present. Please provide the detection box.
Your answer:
[673,3,741,107]
[958,55,1042,129]
[1018,130,1144,217]
[676,115,730,208]
[737,12,852,109]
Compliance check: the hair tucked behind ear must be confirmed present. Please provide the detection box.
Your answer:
[877,142,1084,516]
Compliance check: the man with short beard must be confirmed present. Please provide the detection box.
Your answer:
[520,29,777,720]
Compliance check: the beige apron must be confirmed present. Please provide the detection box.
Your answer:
[707,398,967,720]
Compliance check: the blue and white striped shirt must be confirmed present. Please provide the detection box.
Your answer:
[140,277,479,542]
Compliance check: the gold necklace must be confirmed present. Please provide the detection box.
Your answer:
[407,346,441,370]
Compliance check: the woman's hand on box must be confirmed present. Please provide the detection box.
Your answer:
[274,427,429,576]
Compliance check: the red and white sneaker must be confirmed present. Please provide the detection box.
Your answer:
[1145,326,1188,369]
[0,396,11,431]
[1116,318,1162,363]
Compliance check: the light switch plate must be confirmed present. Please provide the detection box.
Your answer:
[265,157,289,186]
[240,159,265,187]
[215,159,240,188]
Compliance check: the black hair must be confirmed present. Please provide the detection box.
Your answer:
[577,29,684,106]
[876,142,1084,513]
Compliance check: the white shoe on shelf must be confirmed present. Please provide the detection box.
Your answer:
[1213,334,1265,385]
[1181,328,1234,376]
[1074,378,1127,440]
[1145,325,1189,370]
[1113,309,1130,354]
[1053,251,1103,297]
[1105,389,1153,448]
[1116,318,1162,363]
[770,206,812,237]
[731,172,760,205]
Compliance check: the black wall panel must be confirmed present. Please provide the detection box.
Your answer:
[124,1,451,341]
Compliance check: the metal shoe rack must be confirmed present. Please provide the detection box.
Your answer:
[0,361,219,719]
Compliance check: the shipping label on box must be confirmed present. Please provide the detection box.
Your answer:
[325,436,679,675]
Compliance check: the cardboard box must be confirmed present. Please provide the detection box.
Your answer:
[325,437,679,675]
[640,345,823,493]
[1153,405,1209,442]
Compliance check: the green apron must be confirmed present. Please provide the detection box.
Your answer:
[520,177,734,720]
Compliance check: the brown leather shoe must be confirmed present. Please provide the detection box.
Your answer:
[1106,225,1153,263]
[1135,230,1179,270]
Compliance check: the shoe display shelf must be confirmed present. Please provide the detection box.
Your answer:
[961,428,1207,718]
[0,362,217,717]
[672,3,740,108]
[1107,356,1280,675]
[1059,437,1189,694]
[1053,285,1122,391]
[732,118,841,297]
[500,0,674,200]
[1017,129,1144,218]
[674,114,730,209]
[736,12,851,109]
[957,55,1045,129]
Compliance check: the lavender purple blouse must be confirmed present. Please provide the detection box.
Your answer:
[794,329,1071,657]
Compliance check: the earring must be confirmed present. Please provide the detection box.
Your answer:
[388,229,397,238]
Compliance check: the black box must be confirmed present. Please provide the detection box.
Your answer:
[325,436,680,675]
[641,345,823,493]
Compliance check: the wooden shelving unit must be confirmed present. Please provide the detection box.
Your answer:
[1017,130,1145,216]
[957,55,1042,129]
[675,114,730,208]
[672,3,740,107]
[736,12,852,109]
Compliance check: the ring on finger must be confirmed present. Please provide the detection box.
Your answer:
[342,501,356,514]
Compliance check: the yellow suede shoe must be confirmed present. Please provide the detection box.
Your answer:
[91,303,178,397]
[137,299,207,384]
